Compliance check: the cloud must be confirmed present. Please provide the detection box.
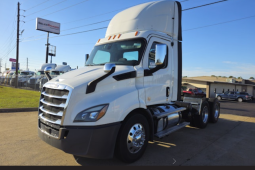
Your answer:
[222,61,237,64]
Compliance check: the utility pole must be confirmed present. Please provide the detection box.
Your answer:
[45,32,50,63]
[15,2,20,88]
[26,58,28,70]
[0,59,2,73]
[5,63,6,70]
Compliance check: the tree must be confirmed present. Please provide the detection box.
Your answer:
[250,77,254,80]
[229,76,233,78]
[237,76,242,79]
[183,76,187,78]
[211,75,215,77]
[218,76,222,77]
[222,76,227,78]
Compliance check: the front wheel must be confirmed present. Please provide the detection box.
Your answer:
[115,114,149,163]
[217,96,222,100]
[238,97,243,102]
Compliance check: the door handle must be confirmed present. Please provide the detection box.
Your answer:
[166,87,170,97]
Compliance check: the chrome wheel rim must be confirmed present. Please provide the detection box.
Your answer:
[127,123,145,154]
[214,104,219,119]
[238,98,242,102]
[202,106,209,123]
[217,96,221,100]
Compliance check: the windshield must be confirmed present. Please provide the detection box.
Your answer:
[36,71,45,76]
[20,72,29,75]
[86,39,146,66]
[51,71,60,75]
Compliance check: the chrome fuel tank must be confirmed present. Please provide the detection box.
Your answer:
[149,105,182,132]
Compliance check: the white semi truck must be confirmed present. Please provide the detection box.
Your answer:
[38,0,220,163]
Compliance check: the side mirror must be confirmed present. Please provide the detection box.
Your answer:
[155,44,167,66]
[44,67,52,73]
[44,67,52,81]
[104,63,116,73]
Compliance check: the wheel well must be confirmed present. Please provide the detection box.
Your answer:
[122,108,154,141]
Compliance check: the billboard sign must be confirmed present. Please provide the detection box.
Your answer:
[9,58,16,62]
[11,62,20,70]
[36,18,60,34]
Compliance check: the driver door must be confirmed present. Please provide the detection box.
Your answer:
[143,37,172,105]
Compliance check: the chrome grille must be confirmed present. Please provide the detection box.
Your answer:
[38,83,72,138]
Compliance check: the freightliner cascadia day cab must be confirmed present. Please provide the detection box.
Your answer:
[38,0,220,163]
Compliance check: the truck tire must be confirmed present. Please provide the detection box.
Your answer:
[115,113,149,163]
[208,98,220,123]
[238,97,243,102]
[191,100,210,128]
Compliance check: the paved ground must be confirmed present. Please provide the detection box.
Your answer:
[0,100,255,166]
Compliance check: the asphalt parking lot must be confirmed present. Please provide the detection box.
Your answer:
[0,100,255,166]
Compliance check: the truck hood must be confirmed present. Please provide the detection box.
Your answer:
[47,65,136,89]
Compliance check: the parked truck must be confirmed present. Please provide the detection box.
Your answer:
[38,0,220,163]
[28,63,57,89]
[39,63,71,90]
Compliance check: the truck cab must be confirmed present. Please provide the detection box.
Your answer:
[38,0,220,163]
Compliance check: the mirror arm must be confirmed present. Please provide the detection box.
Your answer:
[144,57,166,76]
[45,72,52,81]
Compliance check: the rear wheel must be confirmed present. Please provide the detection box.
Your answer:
[238,97,243,102]
[192,100,210,128]
[208,98,220,123]
[115,113,149,163]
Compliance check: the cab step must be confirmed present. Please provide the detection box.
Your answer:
[154,122,190,138]
[153,107,186,119]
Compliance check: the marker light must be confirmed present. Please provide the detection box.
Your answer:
[97,39,101,43]
[118,34,121,38]
[113,35,116,39]
[135,31,139,36]
[108,36,112,40]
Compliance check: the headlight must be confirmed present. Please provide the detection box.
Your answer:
[74,104,109,122]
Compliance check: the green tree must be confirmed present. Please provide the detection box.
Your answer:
[250,77,254,79]
[237,76,242,79]
[211,75,215,77]
[229,76,233,78]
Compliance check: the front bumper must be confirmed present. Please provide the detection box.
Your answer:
[38,120,121,159]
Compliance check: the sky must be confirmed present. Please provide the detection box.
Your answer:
[0,0,254,79]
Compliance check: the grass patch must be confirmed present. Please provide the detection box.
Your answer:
[0,86,41,108]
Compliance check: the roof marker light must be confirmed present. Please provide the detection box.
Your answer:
[113,35,116,39]
[118,34,121,38]
[97,39,101,43]
[135,31,139,36]
[108,36,112,40]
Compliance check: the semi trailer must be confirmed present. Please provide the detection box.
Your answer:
[38,0,220,163]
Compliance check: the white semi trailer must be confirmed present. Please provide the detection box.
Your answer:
[38,0,220,163]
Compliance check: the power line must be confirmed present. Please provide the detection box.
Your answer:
[183,0,227,11]
[25,0,90,22]
[21,19,110,40]
[183,15,255,31]
[25,0,67,17]
[22,27,107,42]
[26,0,51,11]
[21,0,230,43]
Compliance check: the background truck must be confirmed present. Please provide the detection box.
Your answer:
[28,63,57,90]
[39,63,71,90]
[38,0,220,163]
